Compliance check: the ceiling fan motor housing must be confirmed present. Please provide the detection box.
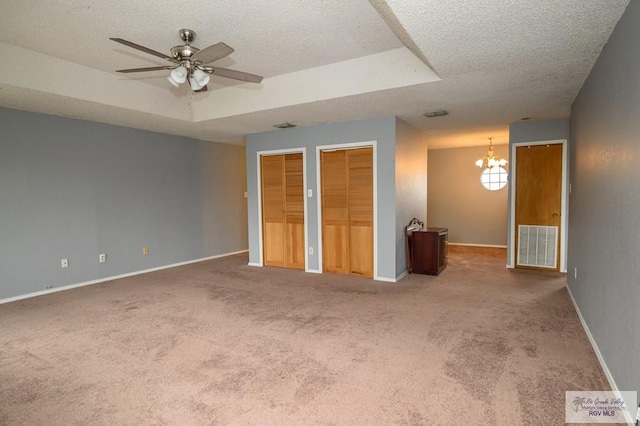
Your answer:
[171,45,200,62]
[171,29,200,64]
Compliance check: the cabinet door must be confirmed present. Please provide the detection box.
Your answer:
[411,231,439,275]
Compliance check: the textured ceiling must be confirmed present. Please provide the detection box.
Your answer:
[0,0,630,149]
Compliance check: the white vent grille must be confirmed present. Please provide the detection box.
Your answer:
[517,225,558,268]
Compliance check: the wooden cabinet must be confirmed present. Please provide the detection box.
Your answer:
[411,228,448,275]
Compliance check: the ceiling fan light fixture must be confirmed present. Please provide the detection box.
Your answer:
[110,29,263,91]
[168,66,188,87]
[193,68,210,85]
[189,77,203,90]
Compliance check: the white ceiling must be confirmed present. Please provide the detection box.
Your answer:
[0,0,630,149]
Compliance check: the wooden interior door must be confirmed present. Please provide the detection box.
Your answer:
[321,147,373,278]
[261,153,304,269]
[515,144,563,270]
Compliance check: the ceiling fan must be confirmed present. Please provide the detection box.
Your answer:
[110,29,263,92]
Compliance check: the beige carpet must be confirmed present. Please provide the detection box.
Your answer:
[0,247,614,425]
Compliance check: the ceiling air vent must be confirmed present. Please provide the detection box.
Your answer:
[424,110,449,118]
[273,122,296,129]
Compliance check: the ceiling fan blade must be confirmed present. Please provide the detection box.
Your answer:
[115,66,175,73]
[110,37,175,62]
[191,42,234,64]
[207,67,263,83]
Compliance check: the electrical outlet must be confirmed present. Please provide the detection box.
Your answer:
[143,246,149,255]
[99,253,106,263]
[61,258,68,268]
[307,189,313,197]
[45,285,53,290]
[309,247,314,255]
[574,267,578,279]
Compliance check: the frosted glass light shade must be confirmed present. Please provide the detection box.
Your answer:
[168,66,188,87]
[190,69,210,90]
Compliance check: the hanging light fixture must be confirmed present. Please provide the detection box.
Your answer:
[475,138,508,169]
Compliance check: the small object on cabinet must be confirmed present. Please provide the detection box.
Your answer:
[405,218,424,273]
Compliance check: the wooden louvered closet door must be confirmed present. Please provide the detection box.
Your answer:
[321,150,350,274]
[261,153,304,269]
[284,153,305,269]
[321,147,373,278]
[348,148,374,276]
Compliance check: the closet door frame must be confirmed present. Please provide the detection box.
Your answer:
[316,141,378,280]
[256,148,309,271]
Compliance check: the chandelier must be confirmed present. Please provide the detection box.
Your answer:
[475,138,508,169]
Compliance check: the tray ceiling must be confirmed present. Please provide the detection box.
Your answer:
[0,0,630,148]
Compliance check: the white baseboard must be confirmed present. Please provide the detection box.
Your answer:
[448,243,508,248]
[565,284,634,425]
[244,264,403,282]
[0,250,249,305]
[248,262,321,274]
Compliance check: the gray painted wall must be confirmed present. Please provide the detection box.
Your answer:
[510,120,570,145]
[245,116,398,280]
[0,108,247,300]
[507,119,570,267]
[428,145,509,246]
[395,118,428,276]
[569,0,639,394]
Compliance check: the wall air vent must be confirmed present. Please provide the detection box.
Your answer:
[517,225,558,269]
